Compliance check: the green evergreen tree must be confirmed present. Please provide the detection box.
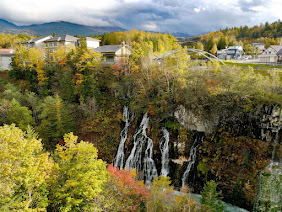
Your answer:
[200,181,228,212]
[206,38,214,52]
[38,95,75,149]
[217,37,227,50]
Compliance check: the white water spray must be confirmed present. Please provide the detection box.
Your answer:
[182,135,204,187]
[113,106,131,169]
[144,136,158,184]
[160,127,170,177]
[124,112,158,184]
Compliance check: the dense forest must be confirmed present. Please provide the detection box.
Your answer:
[0,29,281,211]
[188,20,282,53]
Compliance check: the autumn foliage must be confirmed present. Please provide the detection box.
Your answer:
[107,164,150,211]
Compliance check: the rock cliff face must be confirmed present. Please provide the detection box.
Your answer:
[174,105,219,133]
[260,105,282,142]
[115,104,281,210]
[174,104,281,142]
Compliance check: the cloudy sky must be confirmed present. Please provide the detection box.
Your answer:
[0,0,281,35]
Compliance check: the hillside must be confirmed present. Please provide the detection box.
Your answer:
[185,20,282,53]
[0,19,125,36]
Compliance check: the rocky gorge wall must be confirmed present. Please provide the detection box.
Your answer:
[115,104,281,210]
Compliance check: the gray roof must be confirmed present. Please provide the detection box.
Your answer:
[44,35,79,42]
[277,48,282,55]
[227,45,243,50]
[85,37,100,42]
[94,45,122,53]
[0,53,14,56]
[21,35,51,44]
[269,45,282,52]
[0,49,15,56]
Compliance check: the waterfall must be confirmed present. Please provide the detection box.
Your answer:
[113,106,131,169]
[253,108,281,212]
[160,127,169,177]
[124,113,148,171]
[144,136,158,185]
[124,112,158,184]
[182,134,204,187]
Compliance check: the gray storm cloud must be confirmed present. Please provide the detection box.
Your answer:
[0,0,281,35]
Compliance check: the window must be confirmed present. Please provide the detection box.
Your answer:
[106,56,115,63]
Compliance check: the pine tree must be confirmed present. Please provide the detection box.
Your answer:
[38,95,75,149]
[200,181,227,212]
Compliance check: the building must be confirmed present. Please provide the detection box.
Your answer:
[216,46,243,60]
[277,48,282,62]
[252,43,265,53]
[0,49,15,71]
[20,36,131,64]
[217,49,228,60]
[21,35,53,49]
[226,45,243,59]
[44,35,79,53]
[84,37,100,49]
[258,45,282,63]
[94,42,131,64]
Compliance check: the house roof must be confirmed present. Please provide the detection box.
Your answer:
[85,37,100,42]
[227,45,243,50]
[94,45,122,53]
[0,49,15,56]
[252,43,265,45]
[44,35,79,42]
[0,49,14,54]
[277,48,282,55]
[21,36,51,44]
[269,45,282,52]
[217,49,227,54]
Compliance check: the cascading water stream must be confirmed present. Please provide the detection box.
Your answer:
[143,137,158,185]
[124,112,158,184]
[159,127,169,177]
[124,113,148,171]
[253,108,282,212]
[182,134,204,188]
[113,106,131,169]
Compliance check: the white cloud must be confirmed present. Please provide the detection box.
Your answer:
[0,0,281,35]
[142,22,159,31]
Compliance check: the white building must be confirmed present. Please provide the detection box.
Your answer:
[277,48,282,62]
[217,49,228,60]
[252,43,265,52]
[84,37,100,49]
[226,45,243,59]
[21,36,53,49]
[217,46,243,60]
[94,42,131,64]
[21,35,100,52]
[44,35,79,53]
[0,49,15,71]
[259,45,282,63]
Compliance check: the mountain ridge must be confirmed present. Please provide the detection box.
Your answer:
[0,19,126,36]
[0,19,192,37]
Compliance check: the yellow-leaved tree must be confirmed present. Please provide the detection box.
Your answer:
[48,133,108,212]
[0,124,53,211]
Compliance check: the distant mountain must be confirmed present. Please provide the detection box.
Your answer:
[0,19,125,36]
[0,19,28,34]
[171,32,192,38]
